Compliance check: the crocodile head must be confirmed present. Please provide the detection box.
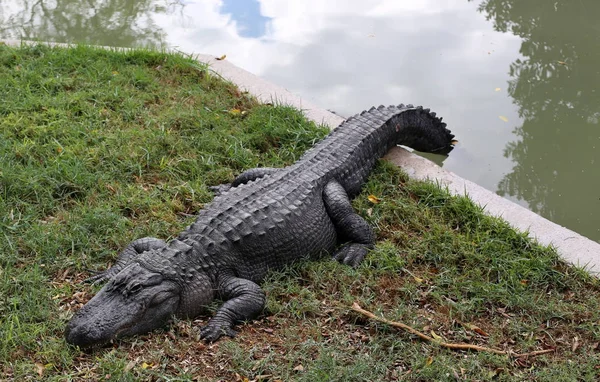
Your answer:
[65,262,181,347]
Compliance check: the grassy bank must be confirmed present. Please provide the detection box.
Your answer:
[1,44,599,381]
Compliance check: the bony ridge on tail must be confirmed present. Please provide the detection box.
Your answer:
[65,104,455,347]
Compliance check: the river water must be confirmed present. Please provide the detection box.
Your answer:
[1,0,599,242]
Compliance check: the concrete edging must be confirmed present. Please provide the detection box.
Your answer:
[3,39,599,274]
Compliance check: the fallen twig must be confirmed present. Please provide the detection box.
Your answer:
[351,303,555,358]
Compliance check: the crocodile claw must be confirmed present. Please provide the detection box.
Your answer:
[82,269,111,285]
[333,243,370,268]
[200,323,238,342]
[83,271,110,285]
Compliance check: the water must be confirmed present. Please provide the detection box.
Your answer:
[1,0,599,242]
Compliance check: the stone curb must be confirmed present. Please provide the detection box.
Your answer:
[3,39,598,274]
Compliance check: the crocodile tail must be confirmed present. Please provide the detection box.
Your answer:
[391,103,455,154]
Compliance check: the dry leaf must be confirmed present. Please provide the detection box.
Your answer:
[557,61,567,65]
[495,87,501,92]
[430,330,443,341]
[473,327,489,337]
[366,208,373,217]
[425,356,434,366]
[141,362,153,369]
[499,116,508,122]
[124,360,136,372]
[367,195,381,204]
[412,275,424,284]
[35,363,44,377]
[463,322,489,337]
[229,108,241,116]
[402,268,424,283]
[112,71,119,75]
[572,336,580,352]
[293,364,304,372]
[216,54,227,61]
[255,375,273,380]
[451,139,459,145]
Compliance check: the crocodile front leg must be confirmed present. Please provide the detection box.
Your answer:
[323,180,375,267]
[85,237,167,283]
[200,271,266,342]
[211,167,280,195]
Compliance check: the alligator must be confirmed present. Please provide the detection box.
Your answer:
[65,104,454,347]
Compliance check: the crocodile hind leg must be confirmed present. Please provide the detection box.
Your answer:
[85,237,167,284]
[210,167,280,195]
[323,180,375,267]
[200,271,266,342]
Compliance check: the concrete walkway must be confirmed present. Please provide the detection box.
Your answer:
[3,39,599,274]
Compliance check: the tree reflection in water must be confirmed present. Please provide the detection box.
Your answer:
[474,0,600,241]
[0,0,179,48]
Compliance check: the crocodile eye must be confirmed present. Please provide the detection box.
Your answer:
[129,284,143,294]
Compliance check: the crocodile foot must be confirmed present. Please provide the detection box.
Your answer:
[333,243,370,268]
[83,269,110,285]
[199,322,238,342]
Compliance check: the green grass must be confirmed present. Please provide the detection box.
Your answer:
[1,43,599,381]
